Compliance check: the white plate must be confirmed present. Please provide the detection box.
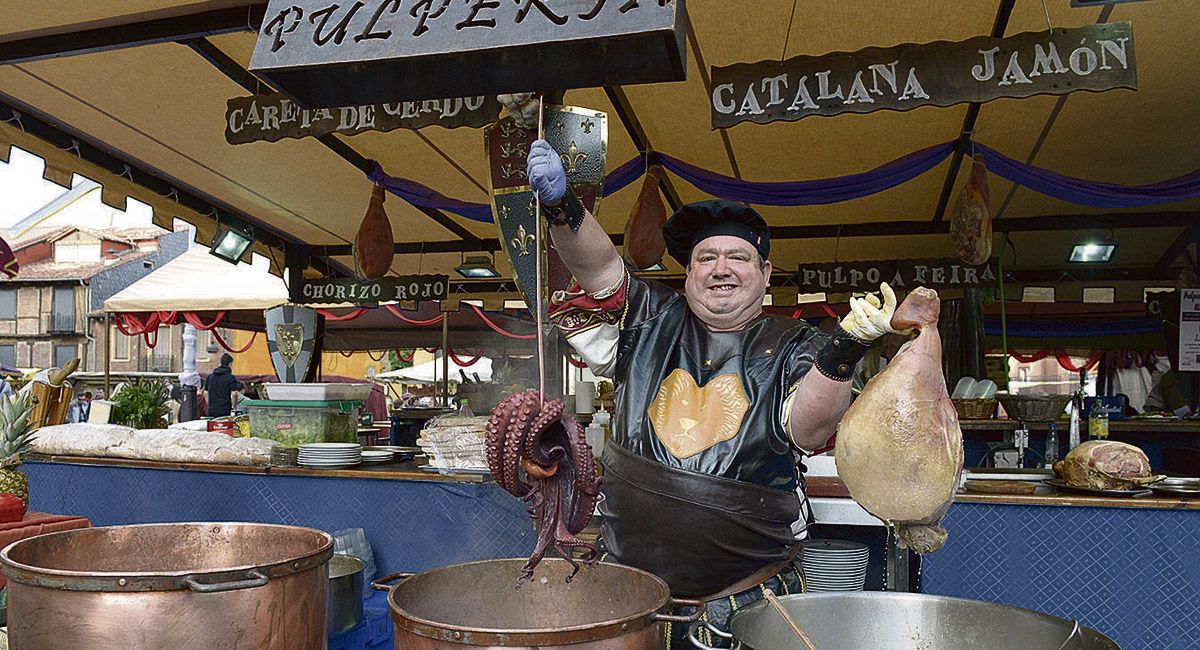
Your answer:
[299,451,362,457]
[360,451,394,458]
[299,443,362,450]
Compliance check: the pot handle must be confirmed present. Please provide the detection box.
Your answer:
[686,620,741,650]
[184,570,269,593]
[651,597,707,623]
[370,571,415,592]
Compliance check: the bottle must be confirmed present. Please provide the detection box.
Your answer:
[1045,422,1059,467]
[1089,399,1109,440]
[590,407,611,475]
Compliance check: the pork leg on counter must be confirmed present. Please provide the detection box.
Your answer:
[486,390,604,583]
[835,287,963,553]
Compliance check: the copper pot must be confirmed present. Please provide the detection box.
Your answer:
[371,558,704,649]
[0,522,332,649]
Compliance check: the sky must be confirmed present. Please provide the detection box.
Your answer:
[0,145,154,231]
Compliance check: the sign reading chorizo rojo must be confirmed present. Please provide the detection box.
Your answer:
[299,275,449,305]
[712,22,1135,128]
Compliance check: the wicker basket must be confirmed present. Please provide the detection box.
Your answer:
[952,398,997,420]
[996,393,1072,423]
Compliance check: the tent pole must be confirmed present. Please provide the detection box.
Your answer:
[441,315,449,408]
[104,313,111,398]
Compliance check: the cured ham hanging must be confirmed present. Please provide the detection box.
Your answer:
[622,164,668,269]
[949,155,992,266]
[355,184,394,280]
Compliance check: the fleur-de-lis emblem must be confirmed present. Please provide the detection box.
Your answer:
[561,140,587,174]
[511,224,536,256]
[498,205,512,221]
[501,162,526,180]
[581,118,596,134]
[527,195,538,216]
[553,120,566,135]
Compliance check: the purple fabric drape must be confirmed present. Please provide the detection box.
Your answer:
[976,143,1200,209]
[365,141,1200,224]
[653,142,955,206]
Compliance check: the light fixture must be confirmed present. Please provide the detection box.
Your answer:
[1068,241,1116,263]
[454,254,500,278]
[209,224,254,264]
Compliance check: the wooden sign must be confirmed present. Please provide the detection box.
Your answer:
[299,275,449,305]
[712,22,1135,128]
[225,93,501,144]
[794,259,997,294]
[249,0,688,108]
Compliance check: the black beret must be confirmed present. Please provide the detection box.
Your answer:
[662,200,770,267]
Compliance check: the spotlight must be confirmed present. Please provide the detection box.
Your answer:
[209,224,254,264]
[1068,242,1115,263]
[454,254,500,279]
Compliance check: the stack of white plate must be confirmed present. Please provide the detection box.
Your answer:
[360,450,395,464]
[800,539,869,592]
[298,443,362,468]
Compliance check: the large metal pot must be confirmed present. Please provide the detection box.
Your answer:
[689,592,1120,649]
[371,558,704,649]
[0,522,332,650]
[328,554,366,635]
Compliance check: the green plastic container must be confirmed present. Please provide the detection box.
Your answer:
[243,399,361,447]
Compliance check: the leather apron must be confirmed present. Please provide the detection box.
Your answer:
[600,442,801,598]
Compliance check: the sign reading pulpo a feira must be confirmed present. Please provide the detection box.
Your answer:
[711,23,1135,128]
[249,0,687,108]
[794,259,997,294]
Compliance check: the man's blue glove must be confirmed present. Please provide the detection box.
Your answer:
[527,139,567,205]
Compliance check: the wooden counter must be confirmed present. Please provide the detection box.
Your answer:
[959,417,1200,433]
[23,453,489,483]
[806,474,1200,509]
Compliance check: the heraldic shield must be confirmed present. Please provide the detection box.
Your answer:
[265,304,316,382]
[485,106,607,317]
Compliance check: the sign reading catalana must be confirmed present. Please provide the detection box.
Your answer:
[299,275,449,305]
[794,259,996,294]
[225,94,500,144]
[249,0,686,107]
[711,23,1135,128]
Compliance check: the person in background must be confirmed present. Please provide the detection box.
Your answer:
[0,378,12,399]
[66,391,92,423]
[204,353,242,418]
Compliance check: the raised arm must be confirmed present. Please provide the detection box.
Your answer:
[528,140,624,294]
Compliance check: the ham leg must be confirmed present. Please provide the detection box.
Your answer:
[835,287,963,553]
[622,164,668,269]
[949,155,992,266]
[355,184,394,279]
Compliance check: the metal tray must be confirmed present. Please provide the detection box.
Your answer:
[1148,477,1200,498]
[1042,478,1151,497]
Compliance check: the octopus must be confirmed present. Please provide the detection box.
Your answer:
[486,390,605,583]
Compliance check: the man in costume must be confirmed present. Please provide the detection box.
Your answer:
[529,140,920,646]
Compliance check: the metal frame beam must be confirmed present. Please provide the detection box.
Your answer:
[1153,225,1200,275]
[604,86,684,213]
[0,4,266,65]
[931,0,1017,222]
[311,211,1199,257]
[0,92,347,278]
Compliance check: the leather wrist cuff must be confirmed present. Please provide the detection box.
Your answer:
[542,190,584,232]
[814,330,869,382]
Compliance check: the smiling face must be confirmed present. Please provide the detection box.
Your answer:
[684,235,772,331]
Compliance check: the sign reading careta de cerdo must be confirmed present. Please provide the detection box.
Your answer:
[711,22,1135,128]
[794,259,997,294]
[299,275,449,305]
[225,93,501,145]
[249,0,688,108]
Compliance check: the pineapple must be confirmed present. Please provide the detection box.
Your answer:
[0,392,37,513]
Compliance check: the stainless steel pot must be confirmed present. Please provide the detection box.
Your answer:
[688,592,1120,649]
[0,522,333,650]
[371,558,704,649]
[329,554,366,635]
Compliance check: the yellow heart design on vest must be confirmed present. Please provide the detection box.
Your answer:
[647,369,749,459]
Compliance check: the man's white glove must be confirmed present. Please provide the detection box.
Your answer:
[840,283,903,341]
